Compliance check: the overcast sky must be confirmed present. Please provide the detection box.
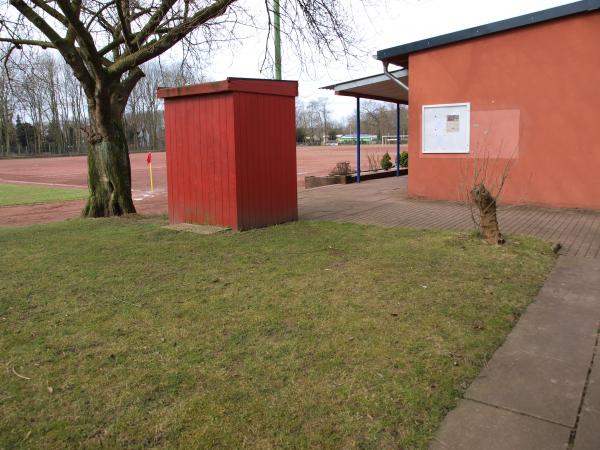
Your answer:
[202,0,574,121]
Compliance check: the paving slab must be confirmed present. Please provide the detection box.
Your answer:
[543,257,600,288]
[535,284,600,317]
[573,352,600,450]
[496,308,597,366]
[430,399,571,450]
[465,348,589,427]
[519,301,600,339]
[532,257,600,318]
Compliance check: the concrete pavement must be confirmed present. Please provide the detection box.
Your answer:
[430,257,600,449]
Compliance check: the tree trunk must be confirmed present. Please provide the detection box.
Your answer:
[471,183,505,245]
[82,94,136,218]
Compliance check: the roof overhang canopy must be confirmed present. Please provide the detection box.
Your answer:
[321,69,408,104]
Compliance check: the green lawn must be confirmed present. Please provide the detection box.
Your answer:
[0,183,87,206]
[0,218,555,448]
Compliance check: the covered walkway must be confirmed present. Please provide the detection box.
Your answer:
[299,177,600,259]
[322,70,408,182]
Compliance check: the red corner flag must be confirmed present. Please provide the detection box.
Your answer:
[146,152,154,192]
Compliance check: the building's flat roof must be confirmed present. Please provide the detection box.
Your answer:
[321,70,408,104]
[377,0,600,67]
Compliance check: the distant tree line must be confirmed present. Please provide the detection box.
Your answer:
[296,98,408,145]
[0,53,202,157]
[0,52,406,157]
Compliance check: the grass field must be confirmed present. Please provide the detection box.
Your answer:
[0,217,555,448]
[0,183,87,206]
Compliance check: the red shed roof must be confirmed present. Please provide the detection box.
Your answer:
[157,77,298,99]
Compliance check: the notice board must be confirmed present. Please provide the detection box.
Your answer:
[422,103,470,153]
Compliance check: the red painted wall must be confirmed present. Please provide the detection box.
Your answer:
[408,12,600,210]
[160,79,298,230]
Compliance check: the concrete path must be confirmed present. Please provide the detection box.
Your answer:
[431,256,600,449]
[299,178,600,448]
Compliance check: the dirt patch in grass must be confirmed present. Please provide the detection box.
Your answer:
[0,218,555,448]
[0,183,87,206]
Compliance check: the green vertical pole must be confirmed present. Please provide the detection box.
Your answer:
[273,0,282,80]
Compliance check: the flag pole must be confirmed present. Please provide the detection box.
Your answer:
[146,152,154,192]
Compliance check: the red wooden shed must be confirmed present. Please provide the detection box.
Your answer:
[157,78,298,230]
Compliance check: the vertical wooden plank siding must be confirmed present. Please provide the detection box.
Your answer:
[163,92,236,227]
[160,79,297,230]
[164,102,175,221]
[234,92,298,229]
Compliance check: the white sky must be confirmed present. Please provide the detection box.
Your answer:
[203,0,575,121]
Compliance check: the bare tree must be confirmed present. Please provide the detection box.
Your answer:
[317,97,329,143]
[0,68,15,154]
[56,57,88,152]
[1,0,359,217]
[362,100,384,142]
[460,149,515,245]
[359,101,407,143]
[17,58,47,153]
[0,54,199,156]
[127,60,202,151]
[340,101,408,142]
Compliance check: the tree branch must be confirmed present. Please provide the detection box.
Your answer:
[110,0,236,75]
[54,0,105,77]
[135,0,178,46]
[8,0,94,96]
[116,0,137,52]
[122,67,145,100]
[29,0,68,26]
[0,37,55,49]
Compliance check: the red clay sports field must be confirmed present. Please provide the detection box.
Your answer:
[0,145,406,227]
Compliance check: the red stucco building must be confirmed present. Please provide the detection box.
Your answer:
[331,0,600,210]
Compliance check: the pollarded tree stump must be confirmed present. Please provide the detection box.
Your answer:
[471,183,505,245]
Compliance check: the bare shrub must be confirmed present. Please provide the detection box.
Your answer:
[329,161,352,176]
[366,153,380,172]
[460,146,515,245]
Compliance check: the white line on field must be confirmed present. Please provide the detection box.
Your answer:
[0,178,158,198]
[0,178,86,189]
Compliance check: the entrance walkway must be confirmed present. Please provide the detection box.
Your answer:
[299,177,600,448]
[299,177,600,258]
